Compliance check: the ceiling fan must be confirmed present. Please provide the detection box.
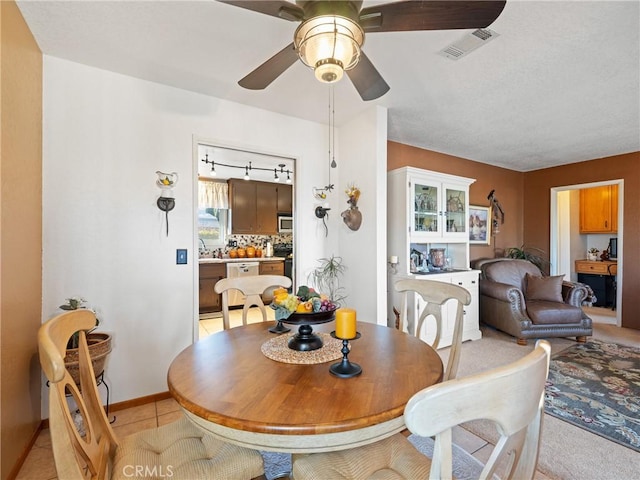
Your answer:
[219,0,507,101]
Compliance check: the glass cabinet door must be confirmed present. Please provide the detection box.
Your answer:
[412,180,440,235]
[444,185,467,235]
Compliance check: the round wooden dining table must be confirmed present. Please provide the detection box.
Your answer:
[167,321,443,453]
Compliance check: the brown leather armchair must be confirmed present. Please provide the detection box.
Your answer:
[472,258,592,345]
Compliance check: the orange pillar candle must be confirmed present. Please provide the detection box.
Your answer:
[335,308,357,339]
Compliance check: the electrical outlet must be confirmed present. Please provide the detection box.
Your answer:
[176,249,187,265]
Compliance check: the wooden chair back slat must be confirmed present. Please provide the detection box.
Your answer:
[395,278,471,380]
[214,274,292,329]
[405,340,551,480]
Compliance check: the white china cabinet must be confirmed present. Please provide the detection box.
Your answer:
[387,167,481,348]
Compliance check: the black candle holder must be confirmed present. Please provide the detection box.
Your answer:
[329,331,362,378]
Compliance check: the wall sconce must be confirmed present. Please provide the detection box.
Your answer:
[156,171,178,236]
[315,204,331,237]
[388,255,398,274]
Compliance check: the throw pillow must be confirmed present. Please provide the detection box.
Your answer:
[525,273,564,302]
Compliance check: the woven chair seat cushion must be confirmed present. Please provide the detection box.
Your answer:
[292,434,432,480]
[111,417,264,479]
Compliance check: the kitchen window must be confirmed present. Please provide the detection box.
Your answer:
[199,180,229,249]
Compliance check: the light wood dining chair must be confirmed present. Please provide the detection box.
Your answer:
[396,278,472,381]
[292,340,551,480]
[214,274,291,330]
[39,309,265,480]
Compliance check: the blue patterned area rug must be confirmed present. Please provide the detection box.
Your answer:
[544,339,640,452]
[261,434,485,480]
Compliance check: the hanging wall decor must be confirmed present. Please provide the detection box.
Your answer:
[487,189,505,235]
[341,184,362,231]
[156,171,178,236]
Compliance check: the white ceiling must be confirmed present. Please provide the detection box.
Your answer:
[17,0,640,172]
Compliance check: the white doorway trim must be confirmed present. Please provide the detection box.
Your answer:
[550,180,623,326]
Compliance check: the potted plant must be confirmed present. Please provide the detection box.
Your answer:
[307,255,347,305]
[504,245,550,274]
[59,297,112,385]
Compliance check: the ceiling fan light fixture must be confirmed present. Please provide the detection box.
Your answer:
[295,15,364,84]
[314,58,343,83]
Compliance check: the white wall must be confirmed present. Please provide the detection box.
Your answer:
[42,56,386,407]
[337,107,388,325]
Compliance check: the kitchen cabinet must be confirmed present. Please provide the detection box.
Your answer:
[199,263,226,313]
[397,271,481,349]
[277,184,293,214]
[228,179,278,234]
[580,185,618,233]
[259,260,285,276]
[259,260,286,303]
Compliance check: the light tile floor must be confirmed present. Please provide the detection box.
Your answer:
[21,308,634,480]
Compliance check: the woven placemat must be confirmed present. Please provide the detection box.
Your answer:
[261,333,343,364]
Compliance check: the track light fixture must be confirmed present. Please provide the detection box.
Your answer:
[201,154,293,182]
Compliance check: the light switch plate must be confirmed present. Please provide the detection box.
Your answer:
[176,249,187,265]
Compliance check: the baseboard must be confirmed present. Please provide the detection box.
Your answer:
[40,391,173,429]
[109,390,172,412]
[7,421,43,480]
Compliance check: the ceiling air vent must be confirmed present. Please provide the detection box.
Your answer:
[438,28,500,61]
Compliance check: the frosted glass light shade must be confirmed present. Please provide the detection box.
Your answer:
[295,15,364,84]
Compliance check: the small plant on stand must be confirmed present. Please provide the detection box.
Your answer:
[308,255,347,305]
[59,296,99,349]
[58,296,111,387]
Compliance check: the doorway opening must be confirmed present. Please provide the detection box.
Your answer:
[192,138,296,341]
[550,180,623,326]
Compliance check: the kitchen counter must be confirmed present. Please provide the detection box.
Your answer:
[199,257,283,264]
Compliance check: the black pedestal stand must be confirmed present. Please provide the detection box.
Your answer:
[329,332,362,378]
[288,324,323,351]
[268,321,291,334]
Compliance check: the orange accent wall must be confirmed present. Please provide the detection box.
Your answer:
[524,153,639,330]
[388,142,639,330]
[388,142,525,259]
[0,2,43,478]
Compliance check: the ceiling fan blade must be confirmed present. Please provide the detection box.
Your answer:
[238,43,299,90]
[359,1,507,32]
[347,51,390,101]
[217,1,304,21]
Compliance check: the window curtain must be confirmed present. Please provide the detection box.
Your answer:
[199,180,229,209]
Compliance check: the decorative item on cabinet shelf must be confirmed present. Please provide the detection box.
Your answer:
[587,248,599,261]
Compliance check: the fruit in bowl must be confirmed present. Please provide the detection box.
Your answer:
[271,285,337,320]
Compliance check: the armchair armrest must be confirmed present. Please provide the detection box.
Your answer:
[562,281,592,307]
[480,280,527,309]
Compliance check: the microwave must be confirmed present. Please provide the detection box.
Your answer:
[278,215,293,233]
